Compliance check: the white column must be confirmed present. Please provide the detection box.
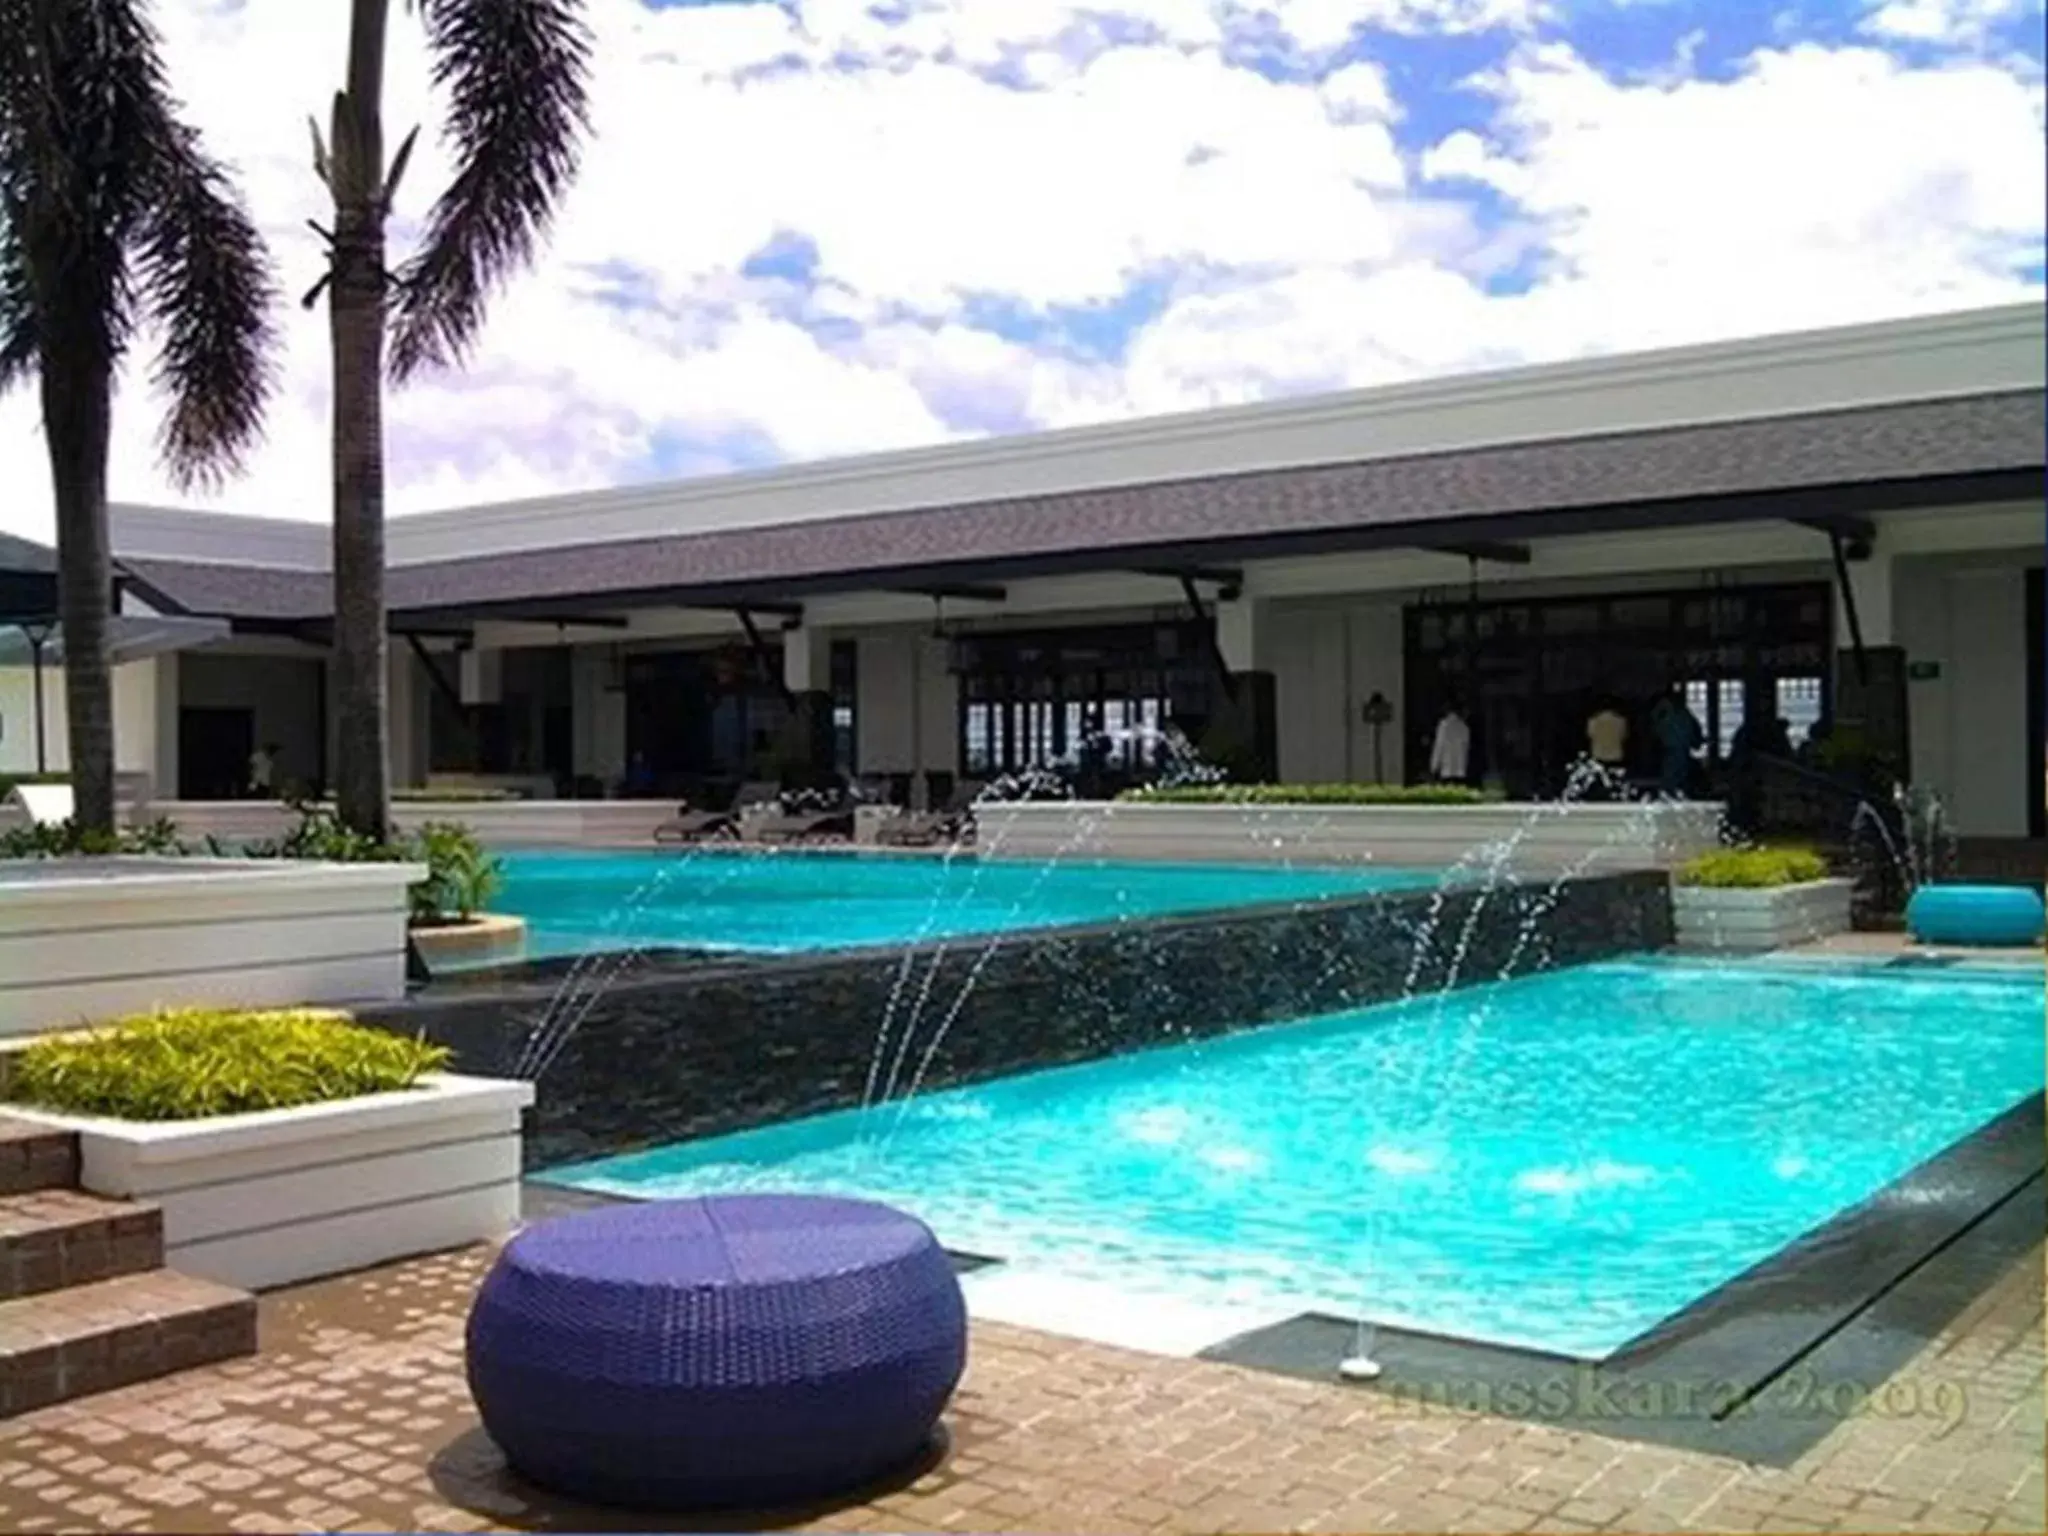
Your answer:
[1215,595,1269,673]
[152,653,180,800]
[782,623,831,695]
[916,633,958,780]
[571,646,627,786]
[458,646,504,705]
[387,648,417,789]
[112,659,155,780]
[1835,553,1894,648]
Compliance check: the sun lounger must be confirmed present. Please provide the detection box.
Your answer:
[872,780,984,848]
[652,781,778,845]
[747,790,856,844]
[8,782,74,826]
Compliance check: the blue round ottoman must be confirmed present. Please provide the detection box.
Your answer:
[1906,883,2046,947]
[466,1194,967,1510]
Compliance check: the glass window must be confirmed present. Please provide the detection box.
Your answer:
[1776,675,1824,748]
[1714,678,1744,761]
[830,640,857,774]
[1682,680,1713,757]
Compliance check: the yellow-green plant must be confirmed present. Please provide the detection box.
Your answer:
[3,1008,448,1122]
[1677,846,1831,889]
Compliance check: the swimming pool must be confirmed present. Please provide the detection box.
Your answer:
[539,959,2045,1358]
[495,848,1436,958]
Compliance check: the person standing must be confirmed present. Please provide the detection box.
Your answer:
[1650,690,1703,796]
[1429,704,1471,784]
[247,742,278,800]
[1585,701,1629,781]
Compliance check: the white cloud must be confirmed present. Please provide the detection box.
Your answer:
[1126,35,2045,408]
[1862,0,2038,46]
[1260,0,1550,50]
[0,0,2041,546]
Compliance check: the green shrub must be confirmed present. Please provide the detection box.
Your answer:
[0,817,189,860]
[1677,846,1831,889]
[1,1008,449,1122]
[245,804,500,926]
[1119,782,1498,807]
[1,801,497,925]
[245,801,399,864]
[408,821,502,925]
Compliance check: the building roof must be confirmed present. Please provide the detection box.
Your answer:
[117,558,333,623]
[0,532,59,623]
[117,386,2047,624]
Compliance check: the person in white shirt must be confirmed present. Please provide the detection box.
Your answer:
[247,742,277,800]
[1429,706,1471,783]
[1586,703,1629,768]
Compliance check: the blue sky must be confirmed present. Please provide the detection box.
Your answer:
[0,0,2041,534]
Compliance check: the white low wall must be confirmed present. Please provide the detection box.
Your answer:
[148,798,677,849]
[1671,879,1856,953]
[0,857,425,1038]
[972,799,1725,875]
[7,1074,532,1290]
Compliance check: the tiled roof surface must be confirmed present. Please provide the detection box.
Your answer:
[120,388,2046,621]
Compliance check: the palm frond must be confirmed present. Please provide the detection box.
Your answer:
[132,122,280,489]
[0,198,36,394]
[0,0,152,380]
[0,0,276,482]
[387,0,591,381]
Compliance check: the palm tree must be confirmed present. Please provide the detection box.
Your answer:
[0,0,278,838]
[311,0,590,840]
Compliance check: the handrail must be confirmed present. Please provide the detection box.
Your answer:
[1745,749,1897,809]
[1741,751,1919,923]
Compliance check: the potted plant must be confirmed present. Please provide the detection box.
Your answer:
[0,1007,530,1289]
[247,806,525,970]
[405,821,526,968]
[1670,845,1854,952]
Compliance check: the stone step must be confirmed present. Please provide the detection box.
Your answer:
[0,1120,79,1197]
[0,1269,257,1418]
[0,1190,164,1300]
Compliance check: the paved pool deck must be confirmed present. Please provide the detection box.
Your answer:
[0,1229,2038,1536]
[1776,932,2043,968]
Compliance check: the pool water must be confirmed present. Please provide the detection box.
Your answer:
[496,848,1434,957]
[541,959,2045,1358]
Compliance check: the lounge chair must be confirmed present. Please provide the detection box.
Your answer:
[8,782,74,827]
[652,781,777,845]
[4,776,159,830]
[747,787,856,844]
[873,780,984,848]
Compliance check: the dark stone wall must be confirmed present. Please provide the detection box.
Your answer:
[362,870,1673,1171]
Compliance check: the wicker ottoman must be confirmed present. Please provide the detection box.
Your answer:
[466,1194,967,1510]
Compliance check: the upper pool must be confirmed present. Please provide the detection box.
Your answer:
[494,848,1436,959]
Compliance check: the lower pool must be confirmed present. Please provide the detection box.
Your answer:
[539,959,2045,1358]
[495,847,1435,958]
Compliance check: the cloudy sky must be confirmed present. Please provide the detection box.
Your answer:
[0,0,2042,542]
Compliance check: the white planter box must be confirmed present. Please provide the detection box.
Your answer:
[5,1074,532,1290]
[1670,878,1855,953]
[151,798,679,849]
[972,800,1725,877]
[0,857,426,1039]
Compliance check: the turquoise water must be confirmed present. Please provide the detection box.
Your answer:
[542,959,2046,1358]
[496,848,1435,958]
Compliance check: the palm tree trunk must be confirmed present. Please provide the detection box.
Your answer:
[329,0,393,841]
[39,354,117,839]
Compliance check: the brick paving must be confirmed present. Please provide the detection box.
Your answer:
[0,1239,2039,1535]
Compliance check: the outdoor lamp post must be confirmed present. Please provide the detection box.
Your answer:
[21,622,52,775]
